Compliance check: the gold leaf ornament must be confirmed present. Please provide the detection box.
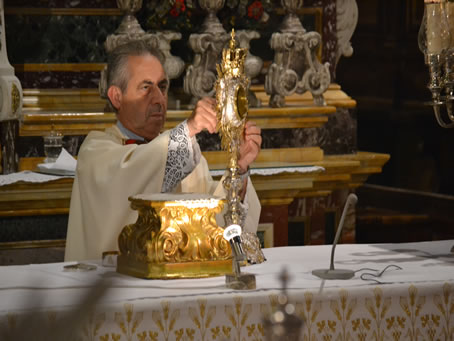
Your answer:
[117,195,233,279]
[11,83,20,115]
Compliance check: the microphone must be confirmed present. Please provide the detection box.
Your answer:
[224,224,256,290]
[312,193,358,280]
[223,224,246,263]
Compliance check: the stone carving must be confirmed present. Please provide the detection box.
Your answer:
[155,31,185,80]
[265,0,331,107]
[236,30,263,80]
[114,0,145,36]
[199,0,227,33]
[184,0,231,101]
[335,0,358,71]
[0,1,22,122]
[100,0,184,98]
[236,30,263,107]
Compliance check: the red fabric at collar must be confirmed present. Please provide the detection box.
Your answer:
[124,139,147,145]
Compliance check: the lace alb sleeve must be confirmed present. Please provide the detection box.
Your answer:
[161,120,201,192]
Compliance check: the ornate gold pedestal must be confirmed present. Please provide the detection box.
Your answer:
[117,193,233,279]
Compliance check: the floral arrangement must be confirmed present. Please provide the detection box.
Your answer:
[144,0,275,32]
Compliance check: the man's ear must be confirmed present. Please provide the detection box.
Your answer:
[107,86,122,110]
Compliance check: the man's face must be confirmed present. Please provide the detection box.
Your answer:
[116,55,168,141]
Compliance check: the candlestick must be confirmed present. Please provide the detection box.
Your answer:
[423,0,450,55]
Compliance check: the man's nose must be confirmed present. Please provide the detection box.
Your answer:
[149,84,166,102]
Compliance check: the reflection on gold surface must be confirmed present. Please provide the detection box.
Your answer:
[117,195,232,279]
[215,29,249,157]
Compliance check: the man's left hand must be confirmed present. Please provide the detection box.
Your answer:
[238,121,262,173]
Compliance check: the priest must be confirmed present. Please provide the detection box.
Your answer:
[64,41,262,261]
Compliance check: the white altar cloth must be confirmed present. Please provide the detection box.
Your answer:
[209,165,324,177]
[1,240,453,340]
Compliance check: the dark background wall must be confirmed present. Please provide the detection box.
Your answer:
[337,0,454,196]
[334,0,454,244]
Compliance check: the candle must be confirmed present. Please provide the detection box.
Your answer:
[425,0,443,54]
[424,0,451,54]
[445,1,454,48]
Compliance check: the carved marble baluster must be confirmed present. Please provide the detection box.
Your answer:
[236,30,263,107]
[183,0,230,102]
[114,0,145,36]
[155,31,185,81]
[100,0,154,98]
[265,0,330,107]
[100,0,183,99]
[236,30,263,81]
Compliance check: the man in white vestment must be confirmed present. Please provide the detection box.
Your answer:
[65,41,262,261]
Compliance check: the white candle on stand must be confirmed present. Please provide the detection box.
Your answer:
[445,1,454,47]
[425,0,448,54]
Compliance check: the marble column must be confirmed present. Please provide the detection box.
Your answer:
[0,0,23,173]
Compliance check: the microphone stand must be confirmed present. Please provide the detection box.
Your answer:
[224,225,256,290]
[312,193,358,280]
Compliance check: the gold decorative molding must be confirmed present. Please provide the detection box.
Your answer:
[0,178,72,215]
[22,89,107,112]
[259,198,296,206]
[19,87,345,136]
[295,190,331,198]
[20,85,354,114]
[206,149,389,200]
[117,194,232,279]
[0,239,66,250]
[11,83,20,114]
[4,8,122,16]
[20,112,116,136]
[10,151,390,218]
[203,147,324,169]
[312,152,391,192]
[252,83,357,108]
[0,208,69,217]
[164,105,336,130]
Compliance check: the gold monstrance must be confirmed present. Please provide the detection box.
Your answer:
[215,29,249,230]
[216,30,265,268]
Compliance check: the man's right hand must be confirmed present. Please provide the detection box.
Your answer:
[187,97,217,137]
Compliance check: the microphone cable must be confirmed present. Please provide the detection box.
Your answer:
[354,265,403,284]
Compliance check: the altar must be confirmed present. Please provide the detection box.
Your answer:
[1,239,453,340]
